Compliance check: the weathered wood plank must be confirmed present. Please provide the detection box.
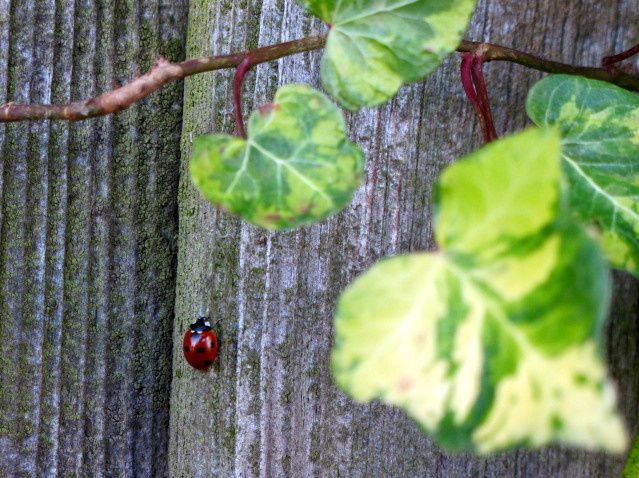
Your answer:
[0,1,188,476]
[170,1,639,477]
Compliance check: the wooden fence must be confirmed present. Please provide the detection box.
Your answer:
[0,1,637,476]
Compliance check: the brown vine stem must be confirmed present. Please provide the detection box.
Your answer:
[233,54,258,139]
[461,51,500,143]
[460,53,497,143]
[602,43,639,68]
[457,41,639,91]
[1,36,638,123]
[0,35,327,122]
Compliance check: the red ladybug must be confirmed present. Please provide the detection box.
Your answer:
[183,317,219,370]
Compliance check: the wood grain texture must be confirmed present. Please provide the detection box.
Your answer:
[0,1,187,476]
[170,1,639,477]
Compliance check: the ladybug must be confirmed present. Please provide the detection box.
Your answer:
[183,317,219,370]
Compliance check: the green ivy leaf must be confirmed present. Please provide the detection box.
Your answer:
[624,434,639,478]
[332,128,627,454]
[190,84,365,230]
[298,0,477,110]
[527,74,639,276]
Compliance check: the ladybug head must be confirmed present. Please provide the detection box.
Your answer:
[189,317,212,334]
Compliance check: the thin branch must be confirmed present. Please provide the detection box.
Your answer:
[602,43,639,68]
[1,35,638,123]
[0,35,327,122]
[457,40,639,91]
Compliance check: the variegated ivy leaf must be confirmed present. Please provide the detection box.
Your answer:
[190,84,365,230]
[297,0,477,110]
[332,128,627,454]
[527,75,639,276]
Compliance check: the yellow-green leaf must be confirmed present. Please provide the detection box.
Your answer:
[527,74,639,276]
[332,128,627,453]
[190,84,365,230]
[298,0,477,110]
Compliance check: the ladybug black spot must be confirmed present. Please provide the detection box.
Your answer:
[204,360,214,366]
[183,345,190,353]
[196,347,206,353]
